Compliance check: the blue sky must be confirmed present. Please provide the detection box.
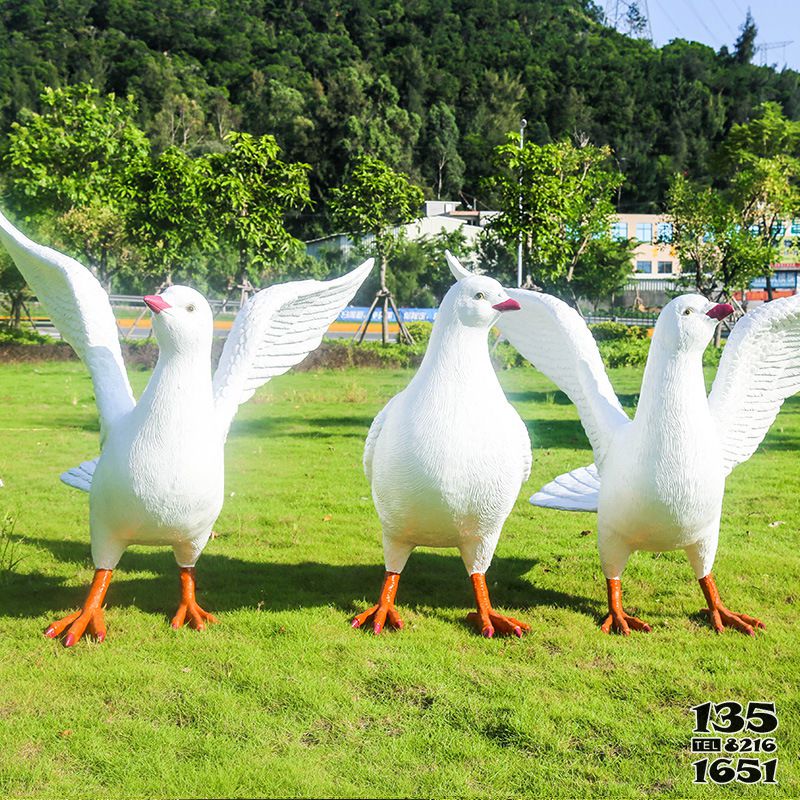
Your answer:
[607,0,800,71]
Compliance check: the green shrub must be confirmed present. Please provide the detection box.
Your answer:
[703,344,724,368]
[597,337,651,367]
[0,325,53,345]
[492,339,529,370]
[589,321,648,341]
[404,320,433,345]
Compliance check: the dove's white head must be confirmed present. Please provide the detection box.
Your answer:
[143,285,214,356]
[442,250,520,328]
[653,294,733,354]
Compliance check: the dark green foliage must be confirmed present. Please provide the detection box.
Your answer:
[0,0,798,224]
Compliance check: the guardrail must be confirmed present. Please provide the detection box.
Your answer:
[13,301,658,341]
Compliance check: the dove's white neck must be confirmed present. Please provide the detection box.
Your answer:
[138,338,214,420]
[416,315,495,386]
[634,339,709,434]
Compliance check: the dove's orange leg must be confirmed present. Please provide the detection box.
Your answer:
[698,573,765,636]
[45,568,112,647]
[171,567,218,631]
[352,571,404,634]
[600,577,652,636]
[467,573,530,638]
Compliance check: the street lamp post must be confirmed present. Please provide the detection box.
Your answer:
[517,118,527,288]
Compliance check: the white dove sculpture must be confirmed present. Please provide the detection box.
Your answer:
[0,209,372,646]
[498,290,800,636]
[353,252,532,637]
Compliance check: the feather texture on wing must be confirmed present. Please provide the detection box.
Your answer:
[530,463,600,512]
[708,294,800,476]
[213,259,373,433]
[0,210,134,442]
[496,289,628,471]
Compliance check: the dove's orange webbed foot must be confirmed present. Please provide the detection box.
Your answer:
[352,571,403,634]
[600,578,652,636]
[45,568,112,647]
[699,574,765,637]
[171,567,218,631]
[468,573,530,638]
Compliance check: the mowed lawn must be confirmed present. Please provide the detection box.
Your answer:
[0,359,798,799]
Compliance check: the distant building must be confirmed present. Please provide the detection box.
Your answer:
[307,203,799,305]
[612,213,679,278]
[616,213,800,305]
[305,201,489,261]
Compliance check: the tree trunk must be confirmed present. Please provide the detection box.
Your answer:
[765,271,774,302]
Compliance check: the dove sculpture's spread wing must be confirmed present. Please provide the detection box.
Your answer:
[497,289,629,471]
[708,294,800,476]
[0,210,134,442]
[213,259,373,433]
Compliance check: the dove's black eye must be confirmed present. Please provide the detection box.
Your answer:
[683,308,693,316]
[186,304,196,313]
[474,292,485,300]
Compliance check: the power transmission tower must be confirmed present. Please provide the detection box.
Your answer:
[606,0,652,42]
[757,41,793,67]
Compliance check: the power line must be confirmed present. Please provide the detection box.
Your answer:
[706,0,736,38]
[650,0,683,40]
[676,0,720,45]
[729,0,747,20]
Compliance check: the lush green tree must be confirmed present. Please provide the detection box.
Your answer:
[126,147,216,288]
[329,155,424,342]
[0,247,31,328]
[4,84,149,210]
[666,174,775,300]
[425,102,465,200]
[485,134,624,304]
[566,237,635,311]
[2,84,150,288]
[716,102,800,297]
[203,132,312,291]
[1,0,800,242]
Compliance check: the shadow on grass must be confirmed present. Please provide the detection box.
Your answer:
[229,414,377,440]
[0,536,600,625]
[505,389,641,410]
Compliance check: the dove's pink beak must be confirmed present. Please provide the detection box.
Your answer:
[706,303,733,321]
[492,298,521,312]
[143,295,171,314]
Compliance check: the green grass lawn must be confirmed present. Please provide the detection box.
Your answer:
[0,360,798,799]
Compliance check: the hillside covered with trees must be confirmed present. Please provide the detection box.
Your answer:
[1,0,799,230]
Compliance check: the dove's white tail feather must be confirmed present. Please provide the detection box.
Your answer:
[60,458,99,492]
[530,463,600,512]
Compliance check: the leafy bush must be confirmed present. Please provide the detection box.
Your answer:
[492,339,528,370]
[404,320,433,346]
[703,344,724,368]
[0,325,53,345]
[596,337,651,367]
[589,321,648,341]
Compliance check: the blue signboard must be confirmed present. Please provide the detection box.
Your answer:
[338,306,438,323]
[750,271,798,289]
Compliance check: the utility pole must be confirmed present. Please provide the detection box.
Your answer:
[517,118,527,288]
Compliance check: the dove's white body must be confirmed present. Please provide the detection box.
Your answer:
[0,208,373,573]
[597,343,725,578]
[499,290,800,585]
[366,278,531,575]
[89,342,224,568]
